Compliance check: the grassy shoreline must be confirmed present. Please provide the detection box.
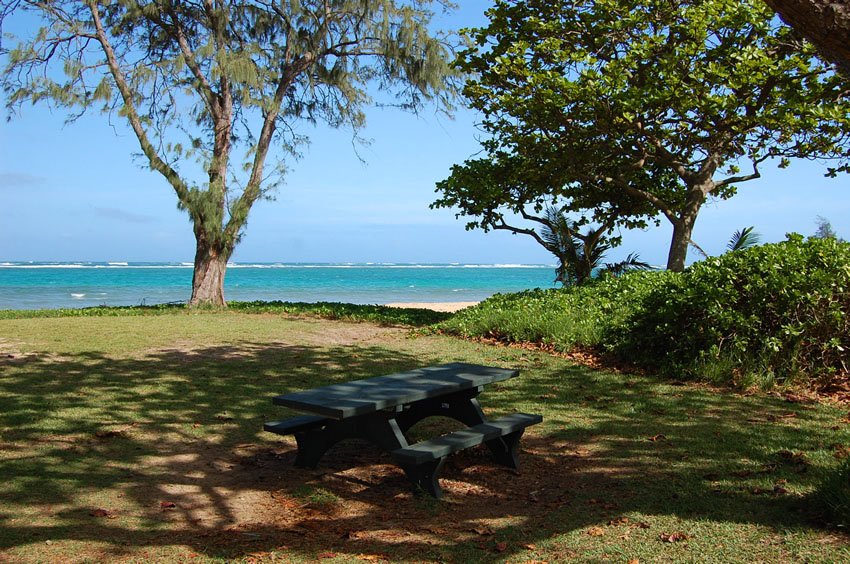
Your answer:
[0,300,453,326]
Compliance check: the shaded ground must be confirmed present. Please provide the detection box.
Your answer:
[1,313,849,562]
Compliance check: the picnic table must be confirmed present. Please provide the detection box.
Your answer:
[264,362,542,498]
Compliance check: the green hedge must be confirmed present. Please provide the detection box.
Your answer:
[616,234,849,384]
[440,235,850,387]
[441,270,676,350]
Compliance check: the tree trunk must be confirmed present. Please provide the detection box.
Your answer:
[666,218,696,272]
[764,0,850,75]
[665,187,708,272]
[189,238,229,307]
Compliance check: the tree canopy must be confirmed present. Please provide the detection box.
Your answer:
[1,0,457,305]
[436,0,850,271]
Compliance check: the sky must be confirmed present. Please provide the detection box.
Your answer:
[1,1,848,266]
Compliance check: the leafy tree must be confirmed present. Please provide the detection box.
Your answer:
[814,216,845,242]
[538,207,649,285]
[764,1,850,75]
[1,0,456,306]
[438,0,850,272]
[433,152,656,285]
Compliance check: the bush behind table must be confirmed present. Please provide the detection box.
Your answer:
[440,234,850,389]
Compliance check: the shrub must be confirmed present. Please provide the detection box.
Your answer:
[440,235,850,388]
[615,235,850,384]
[439,270,677,351]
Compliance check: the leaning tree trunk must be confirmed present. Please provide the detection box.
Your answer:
[666,218,696,272]
[189,235,230,307]
[665,187,708,272]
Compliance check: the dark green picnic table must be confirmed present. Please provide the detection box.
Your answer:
[265,362,541,498]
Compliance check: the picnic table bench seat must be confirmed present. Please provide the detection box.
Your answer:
[263,414,332,436]
[391,412,542,498]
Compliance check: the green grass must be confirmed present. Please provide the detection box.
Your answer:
[0,300,451,326]
[1,310,849,562]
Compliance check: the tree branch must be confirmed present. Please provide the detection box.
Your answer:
[88,2,190,204]
[715,159,762,188]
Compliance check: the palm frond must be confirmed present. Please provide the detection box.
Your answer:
[601,252,652,277]
[727,226,761,252]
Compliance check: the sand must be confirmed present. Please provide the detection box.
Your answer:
[384,301,479,313]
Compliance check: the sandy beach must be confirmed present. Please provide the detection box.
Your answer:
[384,301,479,312]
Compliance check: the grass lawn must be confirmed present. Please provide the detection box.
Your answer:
[1,311,849,562]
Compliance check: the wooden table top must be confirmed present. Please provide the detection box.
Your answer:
[272,362,518,419]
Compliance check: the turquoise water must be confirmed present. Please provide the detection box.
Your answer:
[0,262,557,310]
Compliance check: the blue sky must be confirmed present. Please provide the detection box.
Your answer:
[1,1,847,266]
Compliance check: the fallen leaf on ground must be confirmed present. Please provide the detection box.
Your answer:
[160,501,177,510]
[495,541,508,552]
[832,444,850,459]
[648,434,668,442]
[609,516,630,526]
[89,508,117,518]
[587,527,605,537]
[659,532,688,543]
[357,554,389,562]
[318,552,337,559]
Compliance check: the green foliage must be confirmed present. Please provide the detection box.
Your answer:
[440,270,676,351]
[441,236,850,387]
[437,0,850,271]
[617,235,850,383]
[727,226,762,252]
[0,301,450,326]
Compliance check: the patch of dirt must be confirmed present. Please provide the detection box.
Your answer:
[143,321,407,362]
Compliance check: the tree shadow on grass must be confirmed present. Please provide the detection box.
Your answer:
[1,350,848,561]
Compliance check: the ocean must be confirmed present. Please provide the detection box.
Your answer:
[0,262,557,310]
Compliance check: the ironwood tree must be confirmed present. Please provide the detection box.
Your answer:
[0,0,457,305]
[436,0,850,271]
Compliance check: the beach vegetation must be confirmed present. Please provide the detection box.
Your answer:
[0,300,451,326]
[435,0,850,272]
[441,235,850,388]
[0,0,458,307]
[726,226,762,253]
[1,312,849,561]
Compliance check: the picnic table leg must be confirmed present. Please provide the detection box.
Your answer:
[399,457,447,499]
[395,392,523,470]
[294,415,409,469]
[293,422,355,468]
